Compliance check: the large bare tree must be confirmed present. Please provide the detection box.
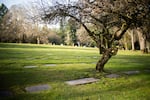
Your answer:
[38,0,150,72]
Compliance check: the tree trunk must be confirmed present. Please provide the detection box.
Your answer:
[130,30,135,50]
[37,37,40,44]
[124,35,128,50]
[96,48,118,72]
[146,41,150,52]
[136,29,146,51]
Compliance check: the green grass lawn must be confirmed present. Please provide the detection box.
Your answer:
[0,43,150,100]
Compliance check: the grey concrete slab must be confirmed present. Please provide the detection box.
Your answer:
[26,58,35,60]
[123,70,140,75]
[44,64,57,67]
[105,74,120,78]
[47,53,53,55]
[93,57,98,58]
[66,78,99,85]
[0,90,13,97]
[144,70,150,72]
[25,84,50,93]
[24,66,37,68]
[91,62,97,64]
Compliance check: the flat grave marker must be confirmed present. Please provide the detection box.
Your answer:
[93,57,98,58]
[66,78,99,85]
[123,70,140,75]
[0,90,13,97]
[26,58,35,60]
[105,74,120,78]
[44,64,57,67]
[91,62,97,64]
[144,69,150,72]
[24,66,37,68]
[25,84,51,93]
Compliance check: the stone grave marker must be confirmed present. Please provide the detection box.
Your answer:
[91,62,97,64]
[25,84,50,93]
[66,78,99,85]
[26,58,35,60]
[123,70,140,75]
[105,74,120,78]
[44,64,57,67]
[0,90,13,97]
[47,53,53,55]
[24,66,37,68]
[93,57,98,58]
[144,69,150,72]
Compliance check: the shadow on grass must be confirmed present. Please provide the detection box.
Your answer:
[0,63,149,88]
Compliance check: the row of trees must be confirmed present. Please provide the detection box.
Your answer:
[120,28,150,51]
[1,3,149,50]
[0,4,55,44]
[0,4,94,46]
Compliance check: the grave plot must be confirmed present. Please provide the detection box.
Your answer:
[105,74,120,78]
[26,58,35,60]
[65,78,99,86]
[0,90,13,97]
[123,70,140,75]
[93,56,98,58]
[25,84,51,93]
[44,64,57,67]
[24,66,37,68]
[144,69,150,72]
[91,62,97,64]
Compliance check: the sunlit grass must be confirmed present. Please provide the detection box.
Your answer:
[0,43,150,100]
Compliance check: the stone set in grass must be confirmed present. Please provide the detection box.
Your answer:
[24,66,38,68]
[144,69,150,72]
[24,64,57,68]
[25,84,51,93]
[0,90,13,97]
[105,70,141,78]
[65,78,99,86]
[105,74,120,78]
[44,64,57,67]
[123,70,140,75]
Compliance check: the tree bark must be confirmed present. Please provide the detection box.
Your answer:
[37,37,40,44]
[130,30,135,50]
[136,29,146,51]
[96,48,118,72]
[124,35,128,50]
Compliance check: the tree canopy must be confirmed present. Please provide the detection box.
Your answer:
[0,3,8,21]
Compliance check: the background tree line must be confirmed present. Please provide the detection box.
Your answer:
[0,2,150,51]
[0,3,94,46]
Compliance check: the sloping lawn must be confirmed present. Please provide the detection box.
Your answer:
[0,43,150,100]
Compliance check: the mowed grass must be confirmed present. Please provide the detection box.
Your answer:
[0,43,150,100]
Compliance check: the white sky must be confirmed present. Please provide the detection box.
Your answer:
[0,0,36,8]
[0,0,78,8]
[0,0,77,28]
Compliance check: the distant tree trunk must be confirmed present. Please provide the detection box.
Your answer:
[128,30,135,50]
[96,47,118,72]
[124,35,128,50]
[136,28,149,53]
[37,37,40,44]
[146,41,150,52]
[136,29,146,51]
